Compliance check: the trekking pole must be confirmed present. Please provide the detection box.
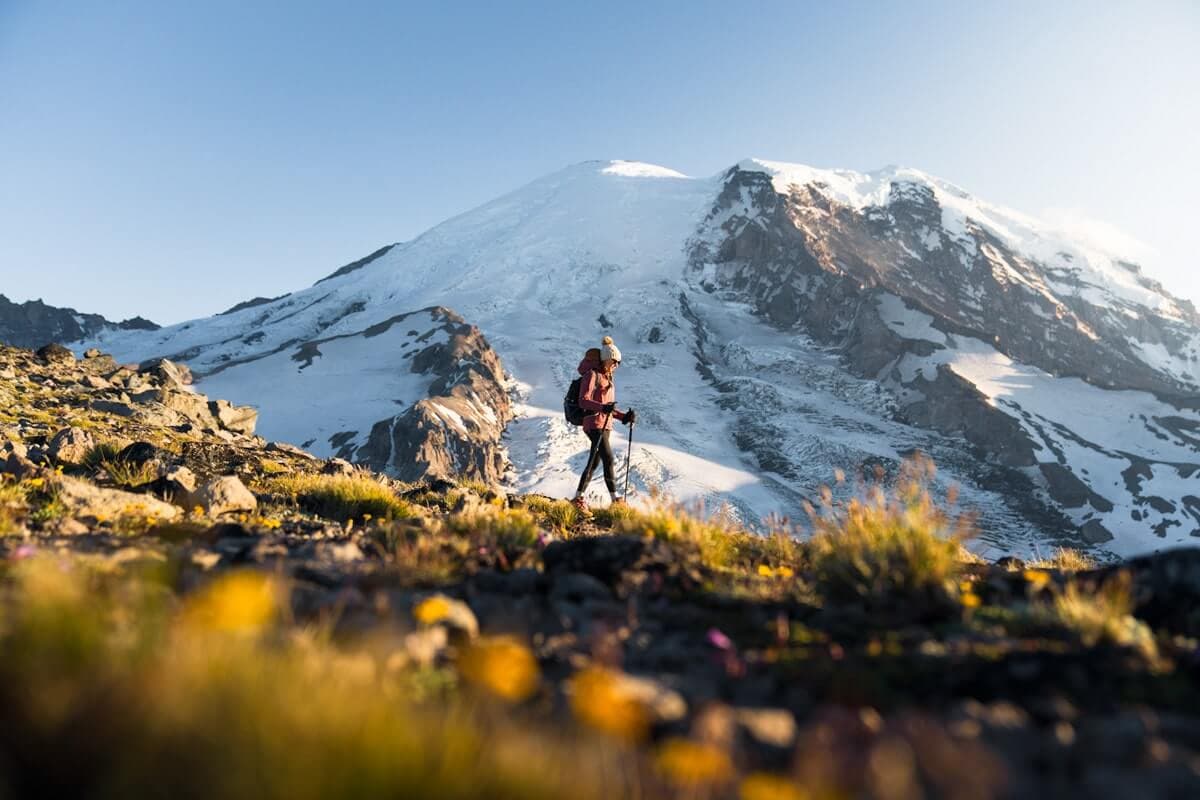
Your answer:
[623,421,635,500]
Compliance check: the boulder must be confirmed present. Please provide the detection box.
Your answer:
[36,343,74,363]
[83,348,103,359]
[193,475,257,517]
[266,440,315,459]
[2,452,39,480]
[208,399,257,435]
[82,374,111,390]
[321,458,356,477]
[90,399,138,418]
[139,357,193,388]
[47,427,96,466]
[52,474,180,524]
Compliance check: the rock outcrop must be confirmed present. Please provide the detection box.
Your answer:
[348,307,512,484]
[0,293,157,349]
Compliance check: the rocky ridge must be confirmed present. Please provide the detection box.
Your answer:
[0,293,157,349]
[1,341,1200,798]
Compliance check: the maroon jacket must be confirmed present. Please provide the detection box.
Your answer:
[577,358,628,432]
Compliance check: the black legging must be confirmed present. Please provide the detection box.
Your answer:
[577,428,617,495]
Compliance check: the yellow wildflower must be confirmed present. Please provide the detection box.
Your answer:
[458,635,540,703]
[740,773,807,800]
[655,738,734,786]
[413,595,453,625]
[181,571,278,633]
[569,666,651,742]
[1023,569,1051,591]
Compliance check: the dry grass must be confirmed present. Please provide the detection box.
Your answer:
[807,455,968,611]
[1030,572,1157,658]
[1028,547,1096,572]
[268,473,415,522]
[521,495,580,531]
[443,506,541,562]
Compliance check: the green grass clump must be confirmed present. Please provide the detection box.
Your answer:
[521,495,580,531]
[82,441,123,472]
[99,457,158,488]
[445,506,540,557]
[269,473,415,522]
[807,455,967,613]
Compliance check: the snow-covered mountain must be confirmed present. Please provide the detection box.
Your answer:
[78,159,1200,557]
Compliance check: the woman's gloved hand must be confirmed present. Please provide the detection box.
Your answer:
[625,408,636,425]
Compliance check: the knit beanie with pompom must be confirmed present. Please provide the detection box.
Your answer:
[600,335,622,363]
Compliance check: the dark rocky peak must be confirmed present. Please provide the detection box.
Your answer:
[0,294,159,349]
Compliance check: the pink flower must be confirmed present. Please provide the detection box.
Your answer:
[706,628,733,651]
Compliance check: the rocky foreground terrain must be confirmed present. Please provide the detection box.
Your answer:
[2,342,1200,799]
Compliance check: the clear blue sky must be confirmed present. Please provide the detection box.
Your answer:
[2,0,1197,324]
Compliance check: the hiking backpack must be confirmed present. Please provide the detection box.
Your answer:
[563,377,586,426]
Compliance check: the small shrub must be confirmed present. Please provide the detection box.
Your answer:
[268,474,414,522]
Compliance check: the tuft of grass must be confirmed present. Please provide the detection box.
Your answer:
[807,455,967,613]
[1027,572,1157,659]
[1028,547,1095,572]
[521,496,580,531]
[370,520,468,584]
[268,473,415,522]
[445,506,540,559]
[457,477,494,496]
[0,477,28,535]
[99,457,158,488]
[82,441,123,472]
[258,459,290,476]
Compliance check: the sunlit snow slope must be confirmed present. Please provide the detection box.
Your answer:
[80,159,1200,557]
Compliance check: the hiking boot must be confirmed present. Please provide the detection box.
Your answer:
[571,496,590,514]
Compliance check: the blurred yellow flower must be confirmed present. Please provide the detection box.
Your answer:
[568,666,651,742]
[961,591,981,609]
[655,738,733,786]
[776,565,795,579]
[757,564,774,577]
[181,571,278,633]
[1023,569,1051,590]
[458,635,540,703]
[740,772,807,800]
[414,595,453,625]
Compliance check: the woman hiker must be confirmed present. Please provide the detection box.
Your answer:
[572,336,636,512]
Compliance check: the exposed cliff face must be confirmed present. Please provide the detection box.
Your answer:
[688,162,1200,549]
[0,294,158,349]
[345,308,512,484]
